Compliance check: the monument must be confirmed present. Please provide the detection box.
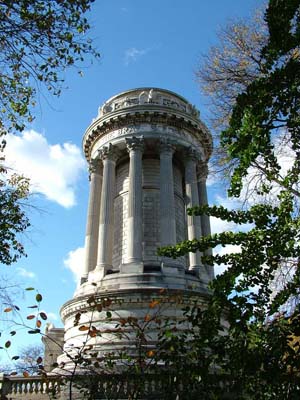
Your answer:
[55,87,213,373]
[0,88,214,398]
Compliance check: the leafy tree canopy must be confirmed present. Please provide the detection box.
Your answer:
[159,1,300,397]
[0,0,99,265]
[0,170,30,265]
[0,0,99,134]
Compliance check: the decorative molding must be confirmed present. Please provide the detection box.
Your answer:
[197,161,209,181]
[88,158,102,175]
[125,136,144,152]
[83,112,212,162]
[98,143,120,162]
[159,137,176,154]
[97,88,200,118]
[184,146,202,163]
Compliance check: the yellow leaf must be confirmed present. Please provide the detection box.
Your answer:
[78,326,89,331]
[149,300,160,308]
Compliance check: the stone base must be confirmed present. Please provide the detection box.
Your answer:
[120,262,143,274]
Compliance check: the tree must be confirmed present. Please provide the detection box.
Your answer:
[160,0,300,398]
[196,7,268,133]
[196,5,268,178]
[0,0,99,266]
[0,170,30,265]
[0,0,99,134]
[5,344,44,375]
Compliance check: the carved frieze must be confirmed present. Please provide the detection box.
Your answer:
[97,88,200,119]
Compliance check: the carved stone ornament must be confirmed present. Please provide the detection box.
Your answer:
[97,88,200,119]
[125,136,144,152]
[197,160,209,181]
[187,104,200,118]
[98,143,120,162]
[88,159,101,175]
[159,137,176,154]
[185,146,201,162]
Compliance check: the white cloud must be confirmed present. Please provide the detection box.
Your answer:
[46,312,59,321]
[210,216,237,235]
[124,47,149,65]
[232,130,296,206]
[63,246,85,284]
[210,194,244,234]
[17,267,36,279]
[5,130,85,208]
[210,194,253,234]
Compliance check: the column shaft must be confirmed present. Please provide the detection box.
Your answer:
[185,149,203,271]
[82,160,102,282]
[126,137,144,264]
[197,163,214,280]
[96,144,118,270]
[160,140,176,247]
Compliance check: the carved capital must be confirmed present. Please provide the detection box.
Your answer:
[197,161,209,181]
[88,158,102,175]
[159,137,176,154]
[184,146,201,163]
[125,136,144,153]
[98,143,120,162]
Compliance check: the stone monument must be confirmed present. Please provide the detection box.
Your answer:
[55,87,214,372]
[0,88,214,399]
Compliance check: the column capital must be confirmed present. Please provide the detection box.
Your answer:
[196,160,209,181]
[88,158,102,175]
[159,137,176,154]
[125,136,144,153]
[98,143,120,162]
[184,146,201,163]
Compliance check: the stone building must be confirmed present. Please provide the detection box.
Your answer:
[0,88,213,399]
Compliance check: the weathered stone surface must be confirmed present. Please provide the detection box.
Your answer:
[0,89,214,399]
[60,88,214,372]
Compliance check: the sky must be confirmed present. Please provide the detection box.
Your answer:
[1,0,265,362]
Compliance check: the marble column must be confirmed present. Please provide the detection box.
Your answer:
[81,159,102,284]
[197,161,214,280]
[95,144,119,272]
[159,138,176,247]
[185,147,203,272]
[125,137,144,265]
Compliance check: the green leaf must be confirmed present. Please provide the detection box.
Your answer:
[36,294,42,302]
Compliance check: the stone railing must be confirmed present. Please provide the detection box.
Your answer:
[0,374,62,399]
[0,372,232,399]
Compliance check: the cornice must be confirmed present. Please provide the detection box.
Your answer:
[83,110,212,162]
[60,286,210,321]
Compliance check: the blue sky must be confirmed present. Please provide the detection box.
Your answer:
[1,0,264,362]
